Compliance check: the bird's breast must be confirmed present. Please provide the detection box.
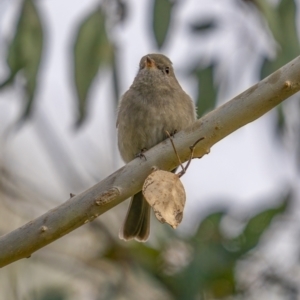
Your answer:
[117,87,195,162]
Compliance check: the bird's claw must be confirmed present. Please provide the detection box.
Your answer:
[135,148,148,161]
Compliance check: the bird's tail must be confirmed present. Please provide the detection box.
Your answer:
[119,191,151,242]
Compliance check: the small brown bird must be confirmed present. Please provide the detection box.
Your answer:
[117,53,196,241]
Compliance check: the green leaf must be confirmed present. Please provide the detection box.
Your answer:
[152,0,173,49]
[250,0,280,43]
[165,211,236,299]
[129,243,161,272]
[0,0,43,120]
[112,54,120,108]
[253,0,300,139]
[194,211,224,242]
[275,104,285,136]
[158,194,289,299]
[103,242,160,275]
[234,194,289,253]
[29,287,66,300]
[73,7,113,125]
[192,64,217,118]
[260,0,299,78]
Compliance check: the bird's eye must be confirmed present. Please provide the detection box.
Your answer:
[165,67,170,74]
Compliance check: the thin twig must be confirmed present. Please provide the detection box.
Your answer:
[177,137,205,177]
[165,130,185,173]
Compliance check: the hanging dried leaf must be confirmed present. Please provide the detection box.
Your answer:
[143,170,186,228]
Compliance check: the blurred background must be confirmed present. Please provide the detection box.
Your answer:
[0,0,300,299]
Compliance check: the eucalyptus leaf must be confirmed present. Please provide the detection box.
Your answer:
[0,0,43,120]
[73,7,113,125]
[152,0,173,49]
[193,64,217,118]
[261,0,299,78]
[275,104,285,136]
[168,211,236,299]
[234,193,289,254]
[257,0,299,139]
[159,194,289,299]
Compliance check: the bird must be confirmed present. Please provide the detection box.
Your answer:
[116,53,197,241]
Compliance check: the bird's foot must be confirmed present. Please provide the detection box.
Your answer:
[135,148,148,161]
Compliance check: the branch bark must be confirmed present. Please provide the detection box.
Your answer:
[1,56,300,268]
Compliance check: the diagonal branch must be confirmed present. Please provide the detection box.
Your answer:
[1,55,300,268]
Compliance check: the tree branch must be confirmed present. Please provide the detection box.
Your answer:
[1,56,300,268]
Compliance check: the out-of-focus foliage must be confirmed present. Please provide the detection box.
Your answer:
[192,64,217,118]
[0,0,43,120]
[256,0,300,135]
[187,18,218,117]
[100,195,289,299]
[73,7,113,125]
[259,0,299,77]
[189,20,216,33]
[0,0,300,299]
[152,0,173,49]
[29,288,66,300]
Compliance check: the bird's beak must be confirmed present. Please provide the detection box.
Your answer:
[145,56,156,69]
